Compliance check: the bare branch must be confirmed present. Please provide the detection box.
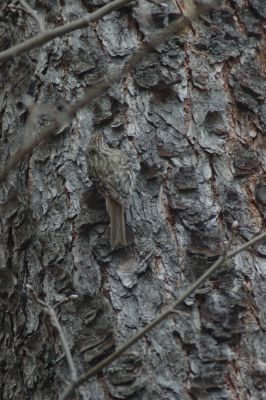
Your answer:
[48,307,77,383]
[27,286,77,383]
[0,0,131,63]
[222,220,239,257]
[54,295,79,310]
[17,0,46,32]
[60,230,266,400]
[0,2,200,183]
[26,284,47,307]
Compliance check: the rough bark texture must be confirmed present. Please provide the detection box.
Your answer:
[0,0,266,399]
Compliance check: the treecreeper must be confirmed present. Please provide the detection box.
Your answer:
[87,132,135,249]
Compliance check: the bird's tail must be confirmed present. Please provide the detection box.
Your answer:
[106,198,127,250]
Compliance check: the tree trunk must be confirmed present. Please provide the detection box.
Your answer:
[1,0,266,399]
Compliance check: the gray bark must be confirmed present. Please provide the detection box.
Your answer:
[1,0,266,399]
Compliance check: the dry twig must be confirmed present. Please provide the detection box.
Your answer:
[0,0,131,63]
[16,0,46,32]
[27,285,78,383]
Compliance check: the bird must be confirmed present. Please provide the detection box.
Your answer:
[86,132,135,249]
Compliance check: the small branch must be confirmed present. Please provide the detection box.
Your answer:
[60,230,266,400]
[0,0,131,63]
[17,0,46,32]
[48,307,77,382]
[27,285,77,383]
[27,284,47,307]
[54,294,79,310]
[224,220,239,254]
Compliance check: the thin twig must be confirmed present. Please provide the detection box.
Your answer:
[224,220,239,254]
[17,0,46,32]
[54,294,79,310]
[0,0,131,63]
[27,285,77,383]
[48,307,77,382]
[27,284,47,307]
[60,230,266,400]
[0,3,200,183]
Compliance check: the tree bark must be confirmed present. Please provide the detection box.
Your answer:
[1,0,266,399]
